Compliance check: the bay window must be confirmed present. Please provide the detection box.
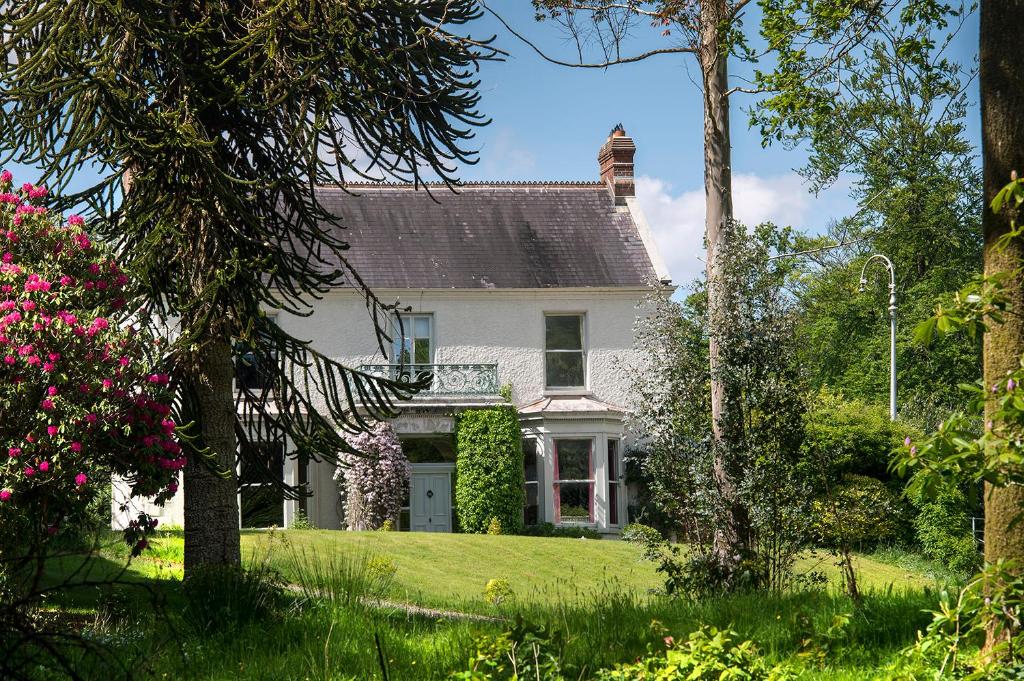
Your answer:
[553,438,594,524]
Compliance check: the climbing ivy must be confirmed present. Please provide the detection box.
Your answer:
[455,407,525,534]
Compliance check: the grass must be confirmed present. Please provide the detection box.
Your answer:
[30,531,957,680]
[117,529,946,613]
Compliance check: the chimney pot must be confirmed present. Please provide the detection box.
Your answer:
[598,127,635,205]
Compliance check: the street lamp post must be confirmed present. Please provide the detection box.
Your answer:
[859,254,897,420]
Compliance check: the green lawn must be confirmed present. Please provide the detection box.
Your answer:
[116,529,945,612]
[34,530,955,679]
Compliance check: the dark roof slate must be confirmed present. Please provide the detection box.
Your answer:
[316,183,657,289]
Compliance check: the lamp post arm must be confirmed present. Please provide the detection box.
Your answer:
[858,254,897,420]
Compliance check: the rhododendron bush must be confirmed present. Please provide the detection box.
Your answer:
[334,422,409,530]
[0,173,178,565]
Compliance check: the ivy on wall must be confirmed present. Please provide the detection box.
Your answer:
[455,406,525,534]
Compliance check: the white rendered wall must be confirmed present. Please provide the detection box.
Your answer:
[112,287,652,531]
[279,287,647,409]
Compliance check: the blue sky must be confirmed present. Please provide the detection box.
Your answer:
[4,3,980,286]
[458,3,981,283]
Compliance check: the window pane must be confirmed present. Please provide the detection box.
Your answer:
[523,439,538,482]
[524,481,539,526]
[239,442,284,485]
[546,352,584,387]
[557,482,592,523]
[556,439,591,480]
[608,439,619,526]
[545,315,582,350]
[413,338,431,364]
[414,316,430,338]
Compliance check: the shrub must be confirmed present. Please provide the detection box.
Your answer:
[289,509,315,530]
[486,517,503,535]
[621,522,662,546]
[455,406,525,534]
[802,391,920,481]
[483,578,515,606]
[595,626,793,680]
[333,421,409,531]
[519,522,602,540]
[811,474,904,550]
[913,487,981,575]
[452,616,564,680]
[0,177,179,571]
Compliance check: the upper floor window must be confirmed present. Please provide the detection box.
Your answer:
[394,314,433,368]
[545,314,586,388]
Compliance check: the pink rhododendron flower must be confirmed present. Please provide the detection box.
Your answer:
[38,461,49,473]
[74,473,87,487]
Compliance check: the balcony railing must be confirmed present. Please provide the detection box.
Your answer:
[360,363,499,396]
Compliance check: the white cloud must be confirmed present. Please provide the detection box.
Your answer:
[635,172,816,285]
[479,128,537,177]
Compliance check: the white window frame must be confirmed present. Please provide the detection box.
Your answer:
[393,313,434,368]
[552,437,596,526]
[543,313,587,390]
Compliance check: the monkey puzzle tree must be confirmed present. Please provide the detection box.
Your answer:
[0,1,496,571]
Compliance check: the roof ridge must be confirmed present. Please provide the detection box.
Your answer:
[317,180,605,188]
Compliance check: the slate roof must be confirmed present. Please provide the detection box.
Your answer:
[316,182,658,289]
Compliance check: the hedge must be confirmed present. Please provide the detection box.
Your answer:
[455,406,525,534]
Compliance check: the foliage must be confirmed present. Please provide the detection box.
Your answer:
[757,0,981,413]
[366,556,398,584]
[622,523,663,557]
[452,616,564,680]
[486,517,503,535]
[629,223,812,590]
[455,407,526,535]
[890,561,1024,679]
[181,561,287,634]
[911,488,981,576]
[0,0,499,457]
[802,391,920,481]
[333,422,409,531]
[483,578,515,606]
[518,522,602,539]
[595,626,794,680]
[289,509,315,530]
[811,475,904,550]
[0,177,179,578]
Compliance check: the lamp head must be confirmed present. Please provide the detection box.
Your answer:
[858,277,867,293]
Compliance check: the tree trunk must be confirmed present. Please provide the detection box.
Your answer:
[701,0,750,572]
[183,336,242,573]
[980,0,1024,567]
[980,0,1024,649]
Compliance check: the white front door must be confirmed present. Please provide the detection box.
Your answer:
[410,470,451,532]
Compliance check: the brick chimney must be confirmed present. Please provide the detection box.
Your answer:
[598,124,635,205]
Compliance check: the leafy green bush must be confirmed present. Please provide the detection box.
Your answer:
[811,474,905,550]
[451,616,564,680]
[519,522,602,540]
[486,517,503,535]
[483,578,515,606]
[595,626,794,680]
[913,487,981,575]
[802,391,920,481]
[455,407,525,534]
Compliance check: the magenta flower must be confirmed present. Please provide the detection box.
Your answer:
[8,447,20,458]
[47,425,58,437]
[38,461,49,473]
[70,442,82,453]
[74,473,87,487]
[0,490,10,502]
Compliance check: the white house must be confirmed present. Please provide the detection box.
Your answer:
[114,128,671,534]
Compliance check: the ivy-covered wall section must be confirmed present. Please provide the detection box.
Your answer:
[454,406,525,534]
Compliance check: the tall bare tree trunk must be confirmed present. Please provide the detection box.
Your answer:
[183,337,241,572]
[701,0,750,572]
[980,0,1024,584]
